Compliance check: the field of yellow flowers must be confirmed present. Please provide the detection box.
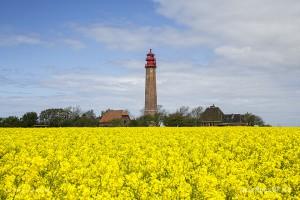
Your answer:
[0,127,299,199]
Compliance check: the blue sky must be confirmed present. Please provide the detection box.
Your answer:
[1,0,300,126]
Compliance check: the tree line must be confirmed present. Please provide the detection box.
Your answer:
[0,105,266,127]
[129,106,266,127]
[0,107,99,127]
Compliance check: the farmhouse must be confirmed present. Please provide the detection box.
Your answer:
[201,105,247,126]
[99,110,130,127]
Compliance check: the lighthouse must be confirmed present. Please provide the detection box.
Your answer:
[144,49,157,116]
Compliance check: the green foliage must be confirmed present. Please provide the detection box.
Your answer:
[0,107,99,127]
[244,112,265,126]
[0,105,265,127]
[131,115,158,127]
[109,119,125,127]
[21,112,38,127]
[132,106,203,127]
[0,116,21,127]
[74,110,99,127]
[163,112,185,127]
[39,108,71,127]
[39,108,99,127]
[163,106,203,127]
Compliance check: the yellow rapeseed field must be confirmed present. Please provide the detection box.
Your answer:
[0,127,299,199]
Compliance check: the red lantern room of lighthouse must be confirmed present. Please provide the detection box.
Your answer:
[145,49,157,68]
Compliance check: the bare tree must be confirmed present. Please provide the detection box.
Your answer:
[178,106,190,116]
[190,106,203,119]
[190,106,203,126]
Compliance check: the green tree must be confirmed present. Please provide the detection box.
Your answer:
[39,108,72,127]
[2,116,21,127]
[244,112,265,126]
[21,112,38,127]
[134,105,167,127]
[110,119,127,127]
[74,110,99,127]
[163,106,195,127]
[133,115,157,126]
[163,112,185,127]
[0,118,3,127]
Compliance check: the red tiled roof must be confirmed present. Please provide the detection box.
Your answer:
[100,110,129,123]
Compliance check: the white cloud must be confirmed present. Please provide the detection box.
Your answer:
[214,46,286,67]
[0,33,86,50]
[43,73,144,94]
[108,59,145,70]
[155,0,300,67]
[62,38,86,49]
[0,34,42,46]
[76,0,300,70]
[76,25,210,51]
